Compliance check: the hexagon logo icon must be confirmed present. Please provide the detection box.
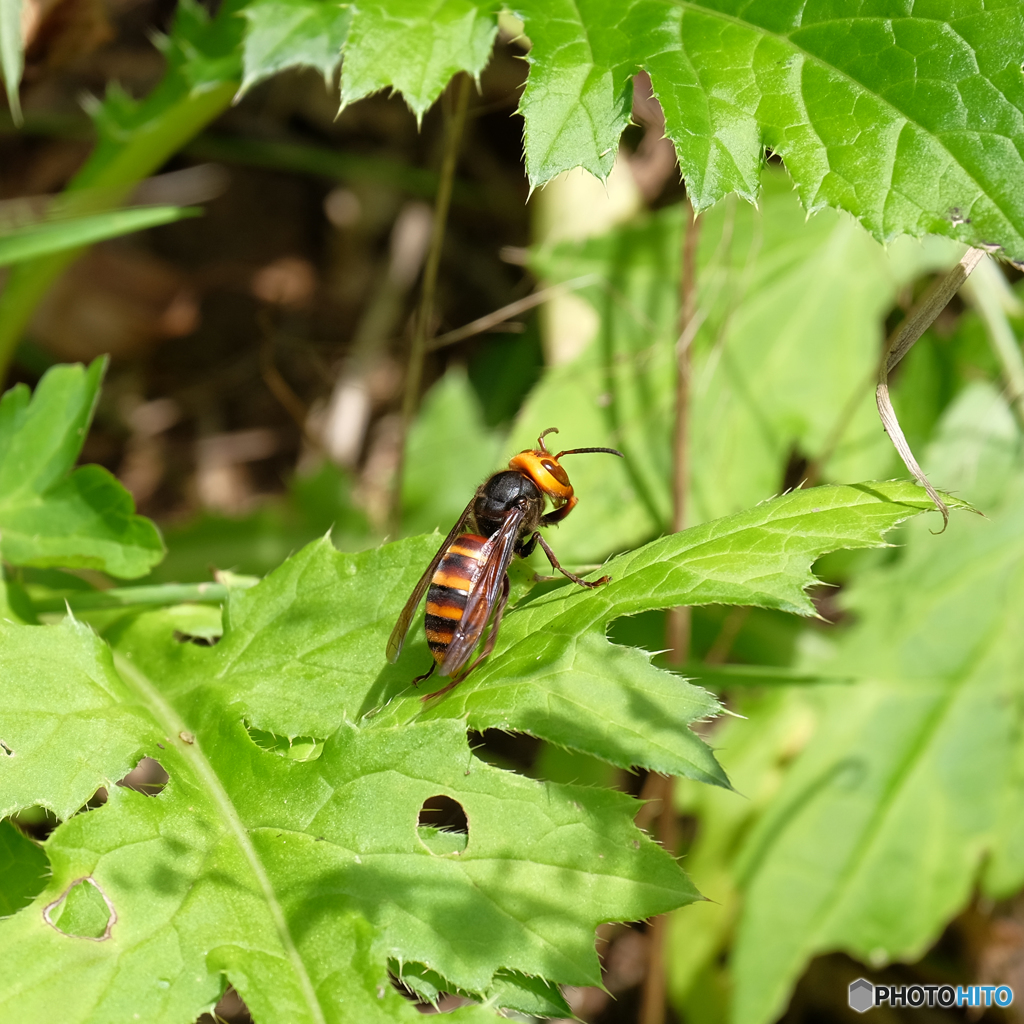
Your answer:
[849,978,874,1013]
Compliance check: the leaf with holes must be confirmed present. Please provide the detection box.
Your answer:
[0,443,971,1020]
[0,359,164,578]
[0,597,695,1021]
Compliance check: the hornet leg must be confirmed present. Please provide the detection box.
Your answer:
[534,533,610,588]
[411,662,437,687]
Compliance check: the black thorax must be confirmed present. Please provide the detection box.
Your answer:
[474,471,544,539]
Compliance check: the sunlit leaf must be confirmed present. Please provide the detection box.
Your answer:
[513,0,1024,259]
[339,0,497,122]
[0,361,164,578]
[0,604,693,1021]
[385,480,962,783]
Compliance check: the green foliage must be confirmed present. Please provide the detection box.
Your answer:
[728,384,1024,1024]
[0,360,163,577]
[520,0,1024,258]
[0,574,694,1020]
[3,0,1022,367]
[657,384,1024,1024]
[3,1,1023,1017]
[0,354,957,1019]
[0,206,200,266]
[0,0,242,373]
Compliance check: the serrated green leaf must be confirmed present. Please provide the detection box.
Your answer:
[486,969,573,1018]
[402,480,964,784]
[392,959,572,1017]
[0,602,693,1020]
[728,385,1024,1024]
[339,0,498,121]
[513,0,1024,259]
[0,361,164,578]
[240,0,351,94]
[0,206,200,266]
[164,479,954,786]
[0,0,22,124]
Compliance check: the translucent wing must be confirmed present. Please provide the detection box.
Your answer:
[386,499,476,663]
[438,507,524,678]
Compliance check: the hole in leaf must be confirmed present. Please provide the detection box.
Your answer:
[12,805,60,842]
[197,984,253,1023]
[417,795,468,855]
[246,724,324,762]
[173,630,221,646]
[116,757,168,796]
[780,444,809,492]
[0,819,50,913]
[166,604,223,645]
[44,877,115,939]
[467,729,540,772]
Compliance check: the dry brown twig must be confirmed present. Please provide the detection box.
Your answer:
[875,246,987,531]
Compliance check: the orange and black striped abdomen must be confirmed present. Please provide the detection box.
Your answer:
[424,533,489,663]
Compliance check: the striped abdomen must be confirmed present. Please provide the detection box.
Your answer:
[424,533,489,663]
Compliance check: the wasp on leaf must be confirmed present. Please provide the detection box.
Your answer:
[387,428,623,699]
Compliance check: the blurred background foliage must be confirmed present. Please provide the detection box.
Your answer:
[3,1,1024,1023]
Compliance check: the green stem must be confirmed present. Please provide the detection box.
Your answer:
[32,582,230,614]
[0,79,236,379]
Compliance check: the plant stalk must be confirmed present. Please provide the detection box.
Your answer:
[665,201,701,664]
[643,200,701,1024]
[31,581,232,614]
[387,73,471,535]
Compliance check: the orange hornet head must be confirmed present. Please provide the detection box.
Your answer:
[507,427,623,507]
